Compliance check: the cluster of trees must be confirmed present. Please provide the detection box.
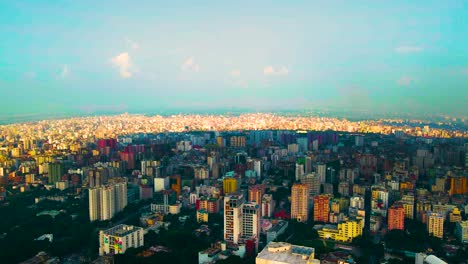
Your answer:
[0,187,98,262]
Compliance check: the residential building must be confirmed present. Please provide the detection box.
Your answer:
[291,183,310,222]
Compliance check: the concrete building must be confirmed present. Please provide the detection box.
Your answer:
[256,242,318,264]
[99,224,143,256]
[89,182,127,221]
[455,220,468,243]
[154,177,169,192]
[315,218,364,242]
[224,193,244,244]
[427,212,444,239]
[314,195,330,223]
[223,177,238,195]
[291,183,310,222]
[261,194,275,218]
[388,204,405,231]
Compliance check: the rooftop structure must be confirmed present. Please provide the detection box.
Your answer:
[256,242,319,264]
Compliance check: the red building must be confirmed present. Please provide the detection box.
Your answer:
[313,195,330,223]
[388,203,405,231]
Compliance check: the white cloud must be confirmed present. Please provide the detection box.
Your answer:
[126,39,139,49]
[60,65,69,79]
[263,66,289,76]
[181,57,200,73]
[230,70,241,77]
[395,46,423,54]
[397,76,417,86]
[111,52,133,78]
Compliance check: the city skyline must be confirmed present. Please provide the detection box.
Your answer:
[1,0,467,117]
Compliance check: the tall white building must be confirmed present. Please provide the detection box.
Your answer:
[99,224,144,255]
[224,193,260,249]
[89,182,128,221]
[300,173,321,196]
[316,163,326,183]
[224,193,244,244]
[295,163,304,181]
[253,159,262,179]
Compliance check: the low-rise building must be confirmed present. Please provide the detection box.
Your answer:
[99,224,144,256]
[256,242,319,264]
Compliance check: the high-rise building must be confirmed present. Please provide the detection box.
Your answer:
[388,204,405,231]
[427,212,444,239]
[316,163,326,183]
[300,173,321,196]
[99,224,144,255]
[48,163,63,184]
[295,163,304,181]
[224,193,244,244]
[449,176,467,196]
[242,202,260,250]
[223,177,238,195]
[248,185,264,204]
[230,136,246,147]
[313,195,330,223]
[89,182,128,221]
[291,183,310,222]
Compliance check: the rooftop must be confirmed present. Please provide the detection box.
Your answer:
[102,224,142,237]
[256,242,316,264]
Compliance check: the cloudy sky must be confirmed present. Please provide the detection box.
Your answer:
[0,0,467,116]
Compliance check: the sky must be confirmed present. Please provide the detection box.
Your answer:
[0,0,467,118]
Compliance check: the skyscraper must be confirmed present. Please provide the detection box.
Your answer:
[89,182,128,221]
[313,195,330,223]
[224,193,244,244]
[388,204,405,231]
[291,183,310,222]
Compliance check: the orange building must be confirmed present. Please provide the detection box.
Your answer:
[291,183,310,222]
[449,176,467,196]
[388,204,405,231]
[169,175,181,197]
[313,195,330,223]
[248,185,264,204]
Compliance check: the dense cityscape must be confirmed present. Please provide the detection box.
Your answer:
[0,114,466,264]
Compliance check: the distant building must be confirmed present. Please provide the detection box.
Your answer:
[99,224,144,256]
[48,163,63,184]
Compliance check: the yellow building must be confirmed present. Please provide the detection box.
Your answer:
[427,212,444,239]
[223,177,237,195]
[317,218,364,242]
[197,209,209,223]
[402,203,414,219]
[449,208,462,223]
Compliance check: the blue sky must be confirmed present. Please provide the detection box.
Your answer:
[0,0,467,117]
